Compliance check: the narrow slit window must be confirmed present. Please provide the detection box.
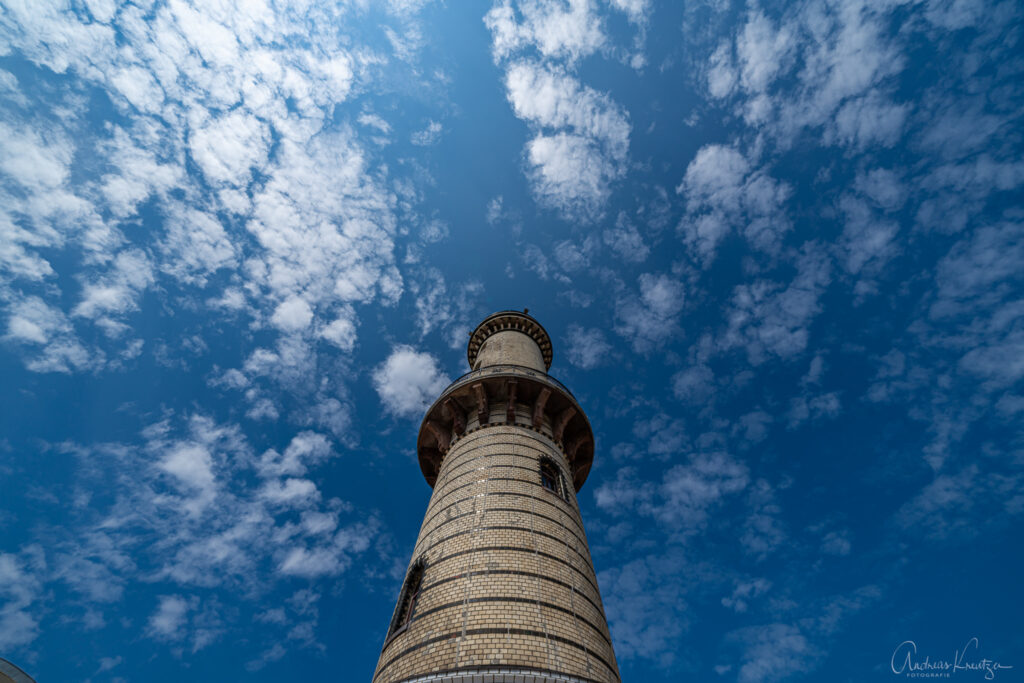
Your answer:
[539,457,564,499]
[386,559,425,642]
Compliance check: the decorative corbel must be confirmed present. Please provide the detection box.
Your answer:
[472,383,489,426]
[505,379,518,424]
[532,387,551,429]
[442,398,466,435]
[423,420,450,454]
[564,432,591,465]
[552,407,576,443]
[422,448,442,483]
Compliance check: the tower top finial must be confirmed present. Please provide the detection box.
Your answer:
[466,310,553,371]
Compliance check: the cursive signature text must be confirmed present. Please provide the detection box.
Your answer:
[892,638,1014,680]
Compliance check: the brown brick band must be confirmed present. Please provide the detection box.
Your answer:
[392,596,612,649]
[423,545,601,595]
[420,569,606,619]
[422,490,586,539]
[413,560,608,635]
[428,461,579,511]
[375,628,619,683]
[418,506,590,552]
[438,434,575,480]
[430,464,554,498]
[384,666,611,683]
[416,525,593,567]
[447,423,574,462]
[423,477,580,524]
[430,445,577,503]
[436,428,577,487]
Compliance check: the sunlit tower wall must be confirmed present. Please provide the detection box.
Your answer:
[372,311,620,683]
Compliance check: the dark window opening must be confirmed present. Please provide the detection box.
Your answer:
[539,457,564,500]
[386,558,425,642]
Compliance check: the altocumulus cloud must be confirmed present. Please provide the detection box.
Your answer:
[373,346,451,419]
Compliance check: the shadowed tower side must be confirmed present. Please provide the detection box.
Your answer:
[372,311,620,683]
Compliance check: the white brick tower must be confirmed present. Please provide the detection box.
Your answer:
[373,311,619,683]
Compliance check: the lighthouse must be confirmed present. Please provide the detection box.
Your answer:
[373,310,620,683]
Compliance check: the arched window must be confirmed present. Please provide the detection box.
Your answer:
[386,558,425,642]
[539,457,565,500]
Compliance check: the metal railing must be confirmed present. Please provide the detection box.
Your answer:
[443,364,576,399]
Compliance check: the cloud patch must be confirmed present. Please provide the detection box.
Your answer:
[372,346,451,419]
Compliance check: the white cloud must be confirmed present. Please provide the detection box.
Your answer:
[484,0,606,63]
[526,133,619,218]
[160,444,215,494]
[854,167,906,211]
[722,577,771,613]
[4,295,95,373]
[502,61,631,219]
[603,214,649,263]
[924,221,1024,392]
[257,431,333,479]
[189,110,270,186]
[0,551,43,650]
[565,324,612,369]
[0,122,72,190]
[727,623,819,683]
[372,345,450,419]
[836,195,899,297]
[148,595,190,640]
[787,392,841,428]
[706,1,907,149]
[828,93,909,150]
[720,245,832,364]
[677,145,791,263]
[608,0,650,24]
[596,450,749,534]
[707,42,737,99]
[487,11,631,221]
[740,479,786,559]
[34,411,381,659]
[486,195,504,224]
[319,313,358,351]
[598,551,688,665]
[279,548,342,578]
[357,112,391,134]
[735,11,794,94]
[505,62,629,155]
[72,249,155,335]
[410,120,442,146]
[160,207,237,286]
[820,530,852,556]
[271,297,314,333]
[0,1,407,391]
[259,478,319,507]
[614,272,685,352]
[672,364,714,405]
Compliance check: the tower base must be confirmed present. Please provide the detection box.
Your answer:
[388,667,610,683]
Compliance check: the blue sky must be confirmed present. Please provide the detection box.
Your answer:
[1,1,1022,682]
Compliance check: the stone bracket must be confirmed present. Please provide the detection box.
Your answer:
[532,387,551,429]
[442,398,466,435]
[553,407,576,443]
[505,379,518,424]
[472,383,489,426]
[423,420,450,454]
[565,432,591,465]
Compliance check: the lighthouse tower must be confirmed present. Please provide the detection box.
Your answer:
[372,311,620,683]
